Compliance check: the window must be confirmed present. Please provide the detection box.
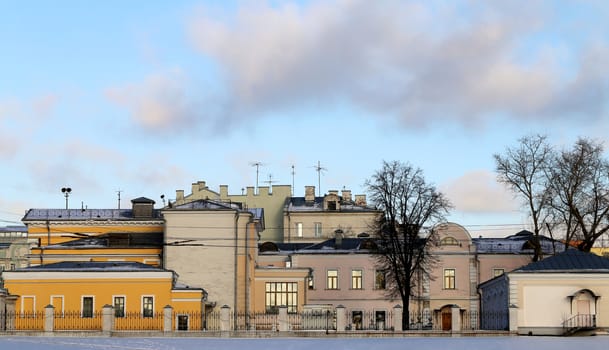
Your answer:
[314,222,322,237]
[265,282,298,313]
[440,237,459,246]
[493,268,505,277]
[51,296,64,316]
[327,201,337,210]
[327,269,338,289]
[375,270,386,290]
[142,296,154,317]
[296,222,303,237]
[308,275,315,290]
[177,315,189,331]
[82,297,94,318]
[443,269,455,289]
[351,269,363,289]
[114,296,125,318]
[375,310,386,330]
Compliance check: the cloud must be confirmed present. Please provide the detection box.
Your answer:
[186,0,609,129]
[441,170,519,214]
[105,70,225,134]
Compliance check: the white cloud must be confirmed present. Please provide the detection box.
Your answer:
[185,0,609,129]
[441,170,519,214]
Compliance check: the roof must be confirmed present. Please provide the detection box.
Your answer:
[515,249,609,272]
[14,261,164,272]
[22,208,162,221]
[46,232,163,248]
[473,230,565,254]
[260,237,379,254]
[0,226,27,233]
[286,196,378,212]
[169,199,242,210]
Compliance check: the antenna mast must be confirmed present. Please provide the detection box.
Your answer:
[263,174,279,194]
[312,161,327,197]
[291,165,295,196]
[249,161,265,195]
[116,189,123,209]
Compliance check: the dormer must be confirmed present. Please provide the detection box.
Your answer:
[323,191,340,211]
[131,197,155,218]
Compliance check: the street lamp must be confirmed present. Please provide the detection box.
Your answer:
[61,187,72,209]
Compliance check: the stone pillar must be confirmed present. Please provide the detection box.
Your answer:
[509,305,518,333]
[451,305,461,333]
[102,304,114,333]
[335,305,346,331]
[44,305,54,333]
[393,305,403,331]
[163,305,173,332]
[220,305,231,332]
[5,296,17,331]
[278,306,289,331]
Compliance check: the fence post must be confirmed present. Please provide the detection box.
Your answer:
[277,306,289,331]
[102,304,113,333]
[393,305,403,331]
[163,305,173,332]
[44,304,54,333]
[335,305,345,332]
[451,305,461,333]
[4,296,17,331]
[220,305,230,332]
[509,304,518,333]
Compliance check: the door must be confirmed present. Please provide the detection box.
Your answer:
[442,312,452,331]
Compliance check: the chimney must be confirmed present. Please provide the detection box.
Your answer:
[341,190,352,203]
[328,190,338,196]
[354,194,367,206]
[176,190,184,202]
[334,229,344,249]
[305,186,315,204]
[131,197,155,218]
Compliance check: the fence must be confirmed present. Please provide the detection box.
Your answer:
[0,307,507,333]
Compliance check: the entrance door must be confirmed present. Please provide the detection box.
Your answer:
[442,312,452,331]
[577,300,590,315]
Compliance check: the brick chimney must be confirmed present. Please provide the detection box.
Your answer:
[354,194,367,206]
[341,190,352,203]
[305,186,315,204]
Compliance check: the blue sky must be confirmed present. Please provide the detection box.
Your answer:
[1,1,608,237]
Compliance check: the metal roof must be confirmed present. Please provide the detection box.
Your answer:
[14,261,164,272]
[515,249,609,272]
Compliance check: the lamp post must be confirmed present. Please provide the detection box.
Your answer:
[61,187,72,209]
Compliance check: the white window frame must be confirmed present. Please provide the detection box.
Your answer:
[351,269,363,290]
[296,222,303,237]
[443,268,456,290]
[314,222,322,237]
[20,295,36,314]
[50,295,65,316]
[327,269,339,290]
[81,295,95,318]
[113,295,127,318]
[141,295,155,317]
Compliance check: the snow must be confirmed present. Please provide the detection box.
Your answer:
[0,336,608,350]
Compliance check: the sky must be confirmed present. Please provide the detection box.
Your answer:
[1,336,609,350]
[1,1,608,237]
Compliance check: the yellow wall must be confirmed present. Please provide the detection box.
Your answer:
[3,273,203,315]
[29,247,162,266]
[252,268,309,313]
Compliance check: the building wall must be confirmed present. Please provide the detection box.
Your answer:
[162,209,256,313]
[284,211,378,243]
[509,273,609,335]
[2,271,203,314]
[174,181,291,242]
[28,247,162,267]
[252,268,309,313]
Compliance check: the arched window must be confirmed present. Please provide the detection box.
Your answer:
[440,237,459,246]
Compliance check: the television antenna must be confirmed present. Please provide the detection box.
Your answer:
[310,161,327,197]
[291,165,295,196]
[263,174,279,193]
[249,161,266,194]
[116,189,123,209]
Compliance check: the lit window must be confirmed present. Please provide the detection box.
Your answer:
[142,296,154,318]
[327,269,338,289]
[440,237,459,246]
[308,275,314,290]
[265,282,298,313]
[351,269,363,289]
[493,268,504,277]
[443,269,455,289]
[296,223,303,237]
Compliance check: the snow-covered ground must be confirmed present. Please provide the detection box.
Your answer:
[0,336,608,350]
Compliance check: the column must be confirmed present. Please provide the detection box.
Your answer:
[451,305,461,333]
[163,305,173,332]
[393,305,403,331]
[44,305,54,333]
[220,305,231,332]
[278,306,289,331]
[335,305,345,332]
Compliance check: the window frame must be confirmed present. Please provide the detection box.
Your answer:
[443,268,456,290]
[265,282,298,314]
[374,270,386,290]
[314,222,322,237]
[82,296,94,318]
[351,269,363,290]
[142,296,154,318]
[296,222,303,237]
[326,269,339,290]
[492,268,505,278]
[113,295,126,318]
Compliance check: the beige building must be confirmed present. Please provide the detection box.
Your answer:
[162,200,262,314]
[0,226,33,272]
[480,249,609,335]
[173,180,290,242]
[284,186,381,243]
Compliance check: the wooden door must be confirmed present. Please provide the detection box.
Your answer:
[442,312,452,330]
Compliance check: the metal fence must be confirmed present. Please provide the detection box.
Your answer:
[115,311,164,331]
[54,311,102,331]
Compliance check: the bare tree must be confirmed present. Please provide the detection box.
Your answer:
[548,138,609,252]
[494,134,553,261]
[366,160,451,330]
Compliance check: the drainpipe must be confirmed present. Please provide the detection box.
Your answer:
[234,211,239,315]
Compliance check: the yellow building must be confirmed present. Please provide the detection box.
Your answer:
[23,197,164,267]
[2,261,206,330]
